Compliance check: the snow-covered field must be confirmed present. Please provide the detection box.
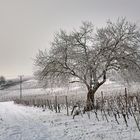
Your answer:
[0,101,140,140]
[0,79,140,139]
[0,78,140,102]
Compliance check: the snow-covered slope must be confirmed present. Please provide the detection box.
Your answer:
[4,77,40,90]
[0,102,140,140]
[0,78,140,102]
[0,102,50,140]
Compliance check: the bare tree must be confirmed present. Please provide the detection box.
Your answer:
[34,18,140,111]
[0,76,6,85]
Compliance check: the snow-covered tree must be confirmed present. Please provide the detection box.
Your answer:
[34,18,140,110]
[0,76,6,85]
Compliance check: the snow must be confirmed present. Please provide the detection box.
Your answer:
[0,102,50,140]
[0,102,140,140]
[0,81,140,103]
[1,78,140,102]
[1,79,140,139]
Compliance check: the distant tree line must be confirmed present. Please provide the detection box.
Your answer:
[0,76,6,85]
[0,76,20,90]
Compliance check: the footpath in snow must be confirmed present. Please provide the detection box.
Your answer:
[0,102,140,140]
[0,102,51,140]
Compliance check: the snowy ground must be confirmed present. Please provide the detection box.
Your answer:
[0,79,140,102]
[0,102,140,140]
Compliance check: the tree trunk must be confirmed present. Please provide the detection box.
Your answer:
[84,70,106,112]
[85,89,96,111]
[84,85,100,112]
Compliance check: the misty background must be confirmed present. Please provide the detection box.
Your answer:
[0,0,140,78]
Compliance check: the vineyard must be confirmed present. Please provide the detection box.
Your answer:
[11,88,140,132]
[1,78,140,139]
[1,80,140,139]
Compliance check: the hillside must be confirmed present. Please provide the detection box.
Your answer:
[0,77,140,102]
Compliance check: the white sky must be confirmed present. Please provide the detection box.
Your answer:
[0,0,140,78]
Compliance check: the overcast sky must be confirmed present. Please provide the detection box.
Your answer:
[0,0,140,78]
